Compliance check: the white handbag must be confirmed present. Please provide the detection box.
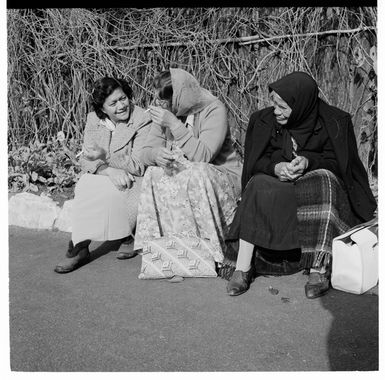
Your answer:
[331,218,378,294]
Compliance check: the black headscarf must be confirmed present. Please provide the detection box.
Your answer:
[268,71,319,160]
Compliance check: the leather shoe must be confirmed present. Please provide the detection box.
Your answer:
[54,247,90,273]
[116,248,140,260]
[66,239,91,258]
[305,272,330,299]
[226,269,254,296]
[116,237,139,260]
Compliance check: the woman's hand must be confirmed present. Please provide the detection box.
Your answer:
[154,147,175,169]
[83,144,107,161]
[274,162,301,182]
[289,156,309,176]
[274,156,309,182]
[105,167,134,191]
[148,106,181,130]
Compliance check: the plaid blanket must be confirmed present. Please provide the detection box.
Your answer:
[295,168,359,268]
[218,169,359,280]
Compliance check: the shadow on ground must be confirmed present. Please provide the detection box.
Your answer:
[321,285,378,371]
[8,226,379,372]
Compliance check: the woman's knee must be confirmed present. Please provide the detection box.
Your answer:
[303,168,337,181]
[246,174,281,192]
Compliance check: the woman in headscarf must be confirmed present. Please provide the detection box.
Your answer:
[133,68,243,264]
[221,71,376,298]
[54,77,152,273]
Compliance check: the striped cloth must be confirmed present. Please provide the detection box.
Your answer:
[295,169,359,268]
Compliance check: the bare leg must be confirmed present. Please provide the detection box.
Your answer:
[235,239,254,272]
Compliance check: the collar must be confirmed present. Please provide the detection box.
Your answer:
[186,114,194,132]
[100,118,116,132]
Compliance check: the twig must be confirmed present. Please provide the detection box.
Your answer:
[107,35,260,51]
[239,26,376,46]
[106,26,375,51]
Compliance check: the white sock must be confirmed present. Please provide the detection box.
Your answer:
[235,239,254,272]
[310,267,326,274]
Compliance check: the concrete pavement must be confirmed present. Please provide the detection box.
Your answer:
[8,226,378,371]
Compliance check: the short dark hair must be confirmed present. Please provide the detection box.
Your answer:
[91,77,133,119]
[153,70,173,103]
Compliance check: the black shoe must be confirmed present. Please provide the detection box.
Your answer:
[116,236,138,259]
[66,239,91,258]
[226,269,254,296]
[116,249,140,260]
[304,272,330,299]
[55,240,91,273]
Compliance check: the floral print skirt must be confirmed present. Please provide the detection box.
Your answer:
[134,162,238,262]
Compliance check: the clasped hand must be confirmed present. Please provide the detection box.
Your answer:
[148,106,181,130]
[274,156,309,182]
[107,167,135,191]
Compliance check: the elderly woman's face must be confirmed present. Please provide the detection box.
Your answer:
[102,87,130,123]
[270,91,292,125]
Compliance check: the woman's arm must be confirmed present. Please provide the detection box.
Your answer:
[108,118,152,176]
[169,100,228,162]
[140,123,168,166]
[300,137,341,178]
[79,113,107,174]
[252,145,276,176]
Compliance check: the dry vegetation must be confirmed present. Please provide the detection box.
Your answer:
[7,7,377,195]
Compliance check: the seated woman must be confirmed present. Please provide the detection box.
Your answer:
[55,77,152,273]
[133,68,242,263]
[222,71,377,298]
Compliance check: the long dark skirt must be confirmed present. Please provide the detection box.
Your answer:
[221,169,359,277]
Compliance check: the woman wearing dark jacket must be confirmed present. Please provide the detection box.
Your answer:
[222,71,376,299]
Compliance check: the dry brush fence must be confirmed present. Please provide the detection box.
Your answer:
[7,7,377,191]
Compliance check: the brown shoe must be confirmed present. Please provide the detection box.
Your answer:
[226,269,254,296]
[54,240,91,273]
[304,272,330,299]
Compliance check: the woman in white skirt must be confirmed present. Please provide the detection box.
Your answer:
[134,68,242,264]
[55,77,152,273]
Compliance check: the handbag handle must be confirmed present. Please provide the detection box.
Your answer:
[345,217,378,235]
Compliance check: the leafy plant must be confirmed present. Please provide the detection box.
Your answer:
[8,132,82,194]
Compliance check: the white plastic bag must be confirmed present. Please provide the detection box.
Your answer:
[331,218,378,294]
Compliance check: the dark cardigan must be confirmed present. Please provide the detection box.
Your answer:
[241,100,377,222]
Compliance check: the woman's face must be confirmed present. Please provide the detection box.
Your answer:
[102,87,130,123]
[270,90,292,125]
[153,89,171,111]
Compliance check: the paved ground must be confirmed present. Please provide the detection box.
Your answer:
[8,226,379,372]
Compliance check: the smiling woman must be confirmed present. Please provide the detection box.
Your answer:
[54,77,153,274]
[101,88,131,123]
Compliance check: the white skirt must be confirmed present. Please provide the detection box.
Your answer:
[71,173,141,245]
